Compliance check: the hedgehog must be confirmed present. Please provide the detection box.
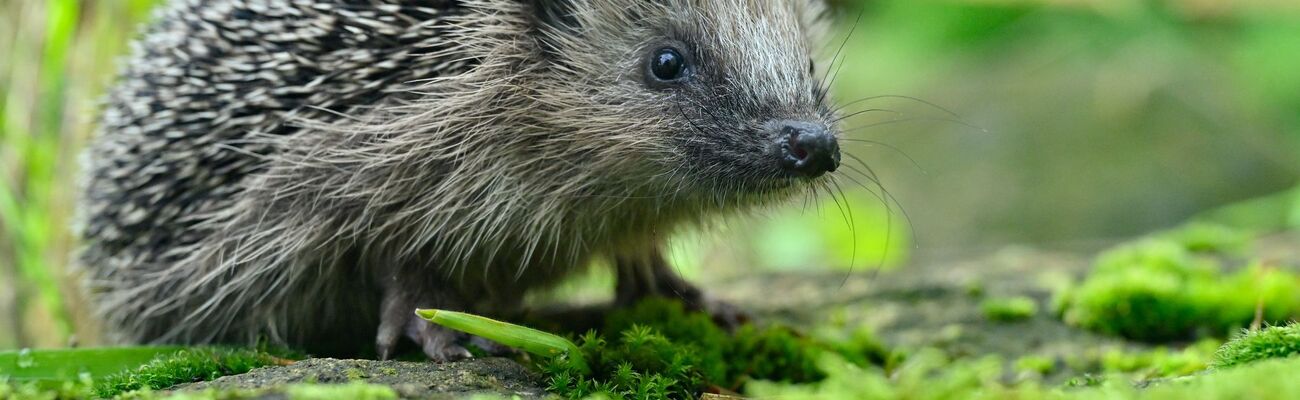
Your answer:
[78,0,845,360]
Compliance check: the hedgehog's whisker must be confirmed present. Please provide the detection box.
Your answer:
[828,176,865,289]
[833,108,903,123]
[842,116,987,133]
[818,11,863,108]
[838,154,919,249]
[838,139,928,175]
[830,169,900,283]
[831,94,964,119]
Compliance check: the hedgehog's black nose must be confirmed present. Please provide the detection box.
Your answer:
[771,120,840,178]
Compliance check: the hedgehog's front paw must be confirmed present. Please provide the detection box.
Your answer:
[376,308,473,362]
[408,320,474,362]
[616,249,753,331]
[468,336,520,357]
[700,296,751,331]
[376,288,477,362]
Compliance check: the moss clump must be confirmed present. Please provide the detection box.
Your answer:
[1098,340,1219,379]
[981,296,1038,322]
[1213,323,1300,368]
[1059,263,1210,341]
[748,348,1300,400]
[94,347,297,398]
[113,383,395,400]
[1057,235,1300,342]
[0,381,398,400]
[542,329,699,399]
[1014,355,1055,376]
[812,324,898,371]
[747,350,1006,400]
[1160,222,1250,254]
[1054,340,1219,383]
[282,382,398,400]
[540,299,886,399]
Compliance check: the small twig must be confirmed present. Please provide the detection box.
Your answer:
[1249,261,1279,331]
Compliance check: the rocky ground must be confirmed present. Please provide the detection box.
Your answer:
[721,246,1109,370]
[175,358,548,399]
[167,232,1300,398]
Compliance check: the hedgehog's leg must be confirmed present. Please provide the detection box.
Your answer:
[375,281,473,362]
[614,247,750,329]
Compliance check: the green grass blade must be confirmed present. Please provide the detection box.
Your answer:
[416,309,588,373]
[0,346,182,384]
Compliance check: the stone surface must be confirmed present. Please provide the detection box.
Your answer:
[176,358,548,399]
[714,232,1300,381]
[717,245,1123,378]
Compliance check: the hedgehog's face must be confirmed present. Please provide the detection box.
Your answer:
[534,0,839,205]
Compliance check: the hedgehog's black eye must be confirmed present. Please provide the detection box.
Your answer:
[648,47,688,83]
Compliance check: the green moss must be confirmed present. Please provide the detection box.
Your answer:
[965,280,986,298]
[1159,223,1251,254]
[981,296,1038,322]
[747,348,1300,400]
[747,350,1007,400]
[0,381,398,400]
[1056,339,1219,384]
[1127,357,1300,400]
[1090,238,1218,278]
[1213,323,1300,368]
[1057,235,1300,342]
[540,298,890,400]
[1099,340,1219,379]
[1015,355,1056,376]
[813,324,899,370]
[1061,265,1211,341]
[282,382,397,400]
[343,368,366,381]
[93,347,297,398]
[0,376,94,400]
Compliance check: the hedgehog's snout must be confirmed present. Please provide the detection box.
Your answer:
[768,120,840,178]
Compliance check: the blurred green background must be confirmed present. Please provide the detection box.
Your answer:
[2,0,1298,350]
